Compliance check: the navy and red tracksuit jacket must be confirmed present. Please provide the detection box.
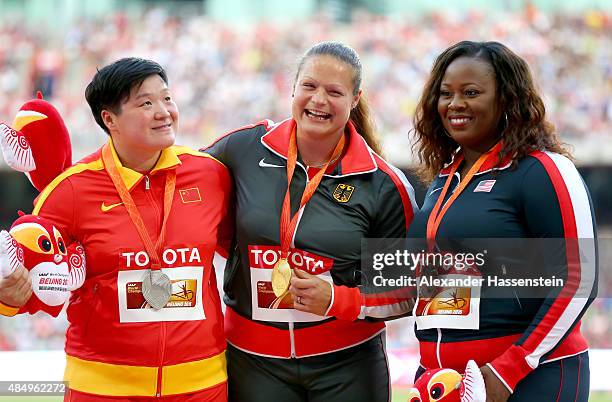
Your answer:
[408,145,598,393]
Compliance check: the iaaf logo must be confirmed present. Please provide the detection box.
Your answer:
[121,247,201,268]
[248,245,333,274]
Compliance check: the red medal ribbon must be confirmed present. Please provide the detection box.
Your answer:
[102,144,176,270]
[279,129,345,259]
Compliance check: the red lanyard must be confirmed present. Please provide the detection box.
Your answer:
[102,144,176,270]
[426,142,502,242]
[278,129,345,258]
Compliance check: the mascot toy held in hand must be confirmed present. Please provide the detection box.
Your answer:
[0,92,85,316]
[407,360,486,402]
[0,213,85,317]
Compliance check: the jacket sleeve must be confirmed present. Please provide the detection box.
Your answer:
[203,131,242,274]
[213,159,234,260]
[202,121,271,167]
[326,161,419,321]
[33,177,77,239]
[0,177,76,316]
[488,153,598,392]
[203,133,232,167]
[204,123,269,273]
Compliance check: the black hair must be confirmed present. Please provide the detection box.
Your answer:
[413,41,569,182]
[85,57,168,134]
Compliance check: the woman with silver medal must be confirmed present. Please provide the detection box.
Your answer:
[0,58,232,402]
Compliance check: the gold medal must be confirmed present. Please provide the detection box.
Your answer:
[272,125,344,300]
[271,258,292,297]
[142,269,172,310]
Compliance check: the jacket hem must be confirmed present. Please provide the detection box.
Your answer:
[226,306,384,358]
[64,350,227,397]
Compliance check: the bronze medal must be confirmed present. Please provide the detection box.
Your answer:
[142,269,172,310]
[271,258,292,297]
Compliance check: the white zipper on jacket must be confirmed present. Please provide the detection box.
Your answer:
[144,175,150,190]
[436,328,443,368]
[289,321,296,358]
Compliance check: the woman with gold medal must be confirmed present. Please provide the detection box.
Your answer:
[205,41,418,402]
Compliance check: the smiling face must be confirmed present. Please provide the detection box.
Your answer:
[102,74,178,169]
[292,55,360,141]
[437,56,502,156]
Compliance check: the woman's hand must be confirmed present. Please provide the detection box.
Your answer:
[480,365,511,402]
[0,265,32,308]
[288,269,332,316]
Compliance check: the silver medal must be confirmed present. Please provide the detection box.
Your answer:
[142,269,172,310]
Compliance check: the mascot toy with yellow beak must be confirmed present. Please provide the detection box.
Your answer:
[407,360,486,402]
[0,92,85,316]
[0,213,85,316]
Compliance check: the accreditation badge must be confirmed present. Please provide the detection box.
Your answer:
[117,266,205,323]
[248,245,334,323]
[413,257,482,330]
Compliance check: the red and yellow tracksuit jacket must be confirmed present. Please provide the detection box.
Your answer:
[1,141,232,398]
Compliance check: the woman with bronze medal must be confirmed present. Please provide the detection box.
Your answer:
[0,58,232,401]
[409,41,597,402]
[205,41,418,402]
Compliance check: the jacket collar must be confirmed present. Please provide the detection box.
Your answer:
[106,139,181,191]
[260,118,377,176]
[439,141,513,177]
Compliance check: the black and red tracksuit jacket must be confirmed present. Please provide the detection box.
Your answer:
[205,118,418,358]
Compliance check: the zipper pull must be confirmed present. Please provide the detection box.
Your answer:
[144,175,150,190]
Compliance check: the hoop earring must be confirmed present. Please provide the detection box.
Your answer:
[443,129,452,138]
[500,112,509,137]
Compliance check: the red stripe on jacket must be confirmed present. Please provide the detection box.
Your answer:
[489,152,590,392]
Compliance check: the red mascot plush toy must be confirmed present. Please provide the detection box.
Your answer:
[407,360,486,402]
[0,91,72,192]
[0,92,85,316]
[0,213,85,316]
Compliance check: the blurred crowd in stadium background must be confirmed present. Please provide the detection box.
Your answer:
[0,3,611,163]
[0,0,610,366]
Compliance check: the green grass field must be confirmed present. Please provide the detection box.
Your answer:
[1,391,611,401]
